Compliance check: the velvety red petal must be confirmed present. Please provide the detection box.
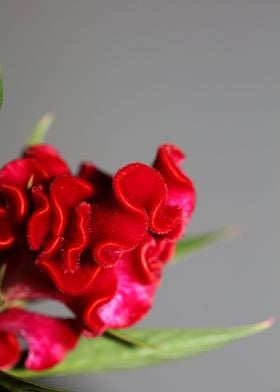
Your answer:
[91,198,148,268]
[0,331,21,370]
[24,144,70,177]
[37,254,102,295]
[153,144,196,237]
[78,162,112,196]
[0,184,28,223]
[29,177,97,294]
[0,158,50,239]
[136,234,175,282]
[48,176,94,239]
[114,163,183,235]
[0,308,79,371]
[0,158,49,187]
[0,206,15,250]
[28,185,51,250]
[1,245,61,303]
[89,162,182,269]
[62,202,91,273]
[79,268,118,335]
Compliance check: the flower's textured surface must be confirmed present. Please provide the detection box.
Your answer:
[0,145,70,251]
[0,142,195,368]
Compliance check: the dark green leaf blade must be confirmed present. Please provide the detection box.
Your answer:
[27,113,54,147]
[174,227,238,261]
[0,66,3,109]
[0,371,67,392]
[11,318,274,379]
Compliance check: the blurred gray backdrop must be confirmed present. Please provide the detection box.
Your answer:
[0,1,279,391]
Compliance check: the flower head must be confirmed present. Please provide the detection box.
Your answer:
[0,143,195,368]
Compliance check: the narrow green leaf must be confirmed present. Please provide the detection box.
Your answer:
[174,227,238,261]
[0,371,67,392]
[107,329,156,349]
[11,318,274,379]
[0,66,3,109]
[27,113,54,146]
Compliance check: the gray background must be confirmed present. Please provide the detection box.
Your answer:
[0,1,279,391]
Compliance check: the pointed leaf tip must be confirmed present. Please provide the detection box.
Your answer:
[174,226,239,262]
[27,113,55,146]
[256,317,275,331]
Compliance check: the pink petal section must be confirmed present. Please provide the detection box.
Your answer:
[0,331,21,370]
[0,308,79,370]
[95,234,174,331]
[97,256,156,329]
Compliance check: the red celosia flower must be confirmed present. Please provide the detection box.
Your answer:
[0,142,195,368]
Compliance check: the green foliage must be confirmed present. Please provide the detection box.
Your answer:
[106,329,156,349]
[174,227,238,261]
[11,319,273,379]
[0,372,67,392]
[27,113,54,146]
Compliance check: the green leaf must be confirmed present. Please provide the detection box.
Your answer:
[0,371,68,392]
[106,329,156,349]
[27,113,54,146]
[11,318,274,379]
[0,66,3,109]
[174,227,238,261]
